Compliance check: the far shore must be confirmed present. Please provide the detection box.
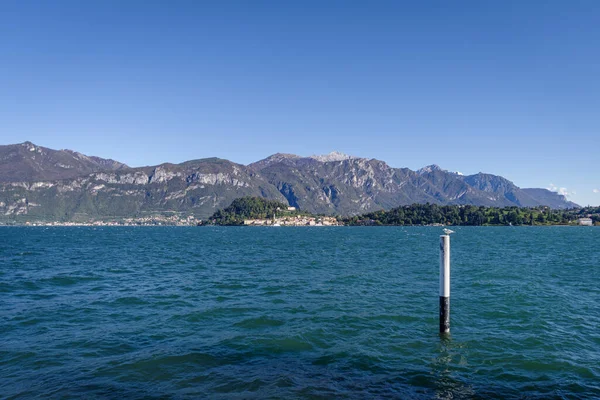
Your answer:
[0,221,596,228]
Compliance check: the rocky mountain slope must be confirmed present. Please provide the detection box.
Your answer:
[0,144,578,221]
[250,154,578,214]
[0,142,127,182]
[0,155,285,221]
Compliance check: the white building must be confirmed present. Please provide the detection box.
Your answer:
[578,218,593,226]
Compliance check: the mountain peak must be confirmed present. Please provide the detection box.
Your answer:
[0,142,128,182]
[309,151,355,162]
[271,153,301,160]
[417,164,444,174]
[247,153,301,171]
[20,141,40,152]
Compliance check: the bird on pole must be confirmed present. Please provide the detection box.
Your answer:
[443,228,455,235]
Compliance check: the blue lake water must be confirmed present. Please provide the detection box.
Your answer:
[1,226,599,399]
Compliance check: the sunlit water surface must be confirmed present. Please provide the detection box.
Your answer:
[1,226,599,399]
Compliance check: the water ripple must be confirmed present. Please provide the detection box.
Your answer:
[1,226,599,399]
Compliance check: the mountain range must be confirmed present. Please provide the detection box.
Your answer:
[0,142,578,221]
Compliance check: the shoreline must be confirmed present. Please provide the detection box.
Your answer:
[0,222,594,227]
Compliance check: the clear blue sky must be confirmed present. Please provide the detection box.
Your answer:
[1,1,599,205]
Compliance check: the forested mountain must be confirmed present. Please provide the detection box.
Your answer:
[0,144,578,221]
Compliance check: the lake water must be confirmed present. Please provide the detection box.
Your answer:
[1,226,599,399]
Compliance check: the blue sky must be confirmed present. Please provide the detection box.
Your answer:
[1,1,599,206]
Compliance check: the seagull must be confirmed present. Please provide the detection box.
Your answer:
[443,228,455,235]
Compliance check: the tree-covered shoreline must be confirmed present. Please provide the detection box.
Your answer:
[207,197,600,227]
[342,203,600,226]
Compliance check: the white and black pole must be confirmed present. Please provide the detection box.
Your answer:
[439,234,451,334]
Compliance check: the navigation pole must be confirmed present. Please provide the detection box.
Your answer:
[439,233,451,334]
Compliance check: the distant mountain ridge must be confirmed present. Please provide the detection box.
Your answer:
[0,142,578,221]
[0,142,127,182]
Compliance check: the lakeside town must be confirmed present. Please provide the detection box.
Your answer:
[3,216,596,227]
[2,215,202,227]
[3,215,342,227]
[243,215,341,226]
